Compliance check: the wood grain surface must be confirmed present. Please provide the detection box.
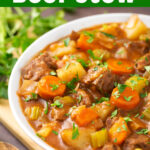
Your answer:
[0,7,150,150]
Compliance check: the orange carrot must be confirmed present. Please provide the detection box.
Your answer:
[38,76,66,99]
[107,58,134,74]
[77,34,93,50]
[109,117,130,145]
[71,106,98,126]
[110,86,140,111]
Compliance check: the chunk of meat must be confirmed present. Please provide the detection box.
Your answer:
[123,134,150,150]
[106,117,119,129]
[51,107,69,121]
[135,52,150,72]
[71,89,93,106]
[93,70,118,94]
[82,66,107,84]
[88,118,104,130]
[102,143,121,150]
[126,41,149,54]
[70,31,80,41]
[22,51,57,81]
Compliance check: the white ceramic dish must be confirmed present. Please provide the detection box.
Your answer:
[9,13,150,150]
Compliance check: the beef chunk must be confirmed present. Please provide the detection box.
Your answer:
[88,118,104,130]
[123,134,150,150]
[93,70,118,94]
[22,51,57,81]
[51,107,68,121]
[70,31,80,41]
[126,41,150,54]
[71,89,93,106]
[82,66,106,84]
[102,143,121,150]
[135,52,150,72]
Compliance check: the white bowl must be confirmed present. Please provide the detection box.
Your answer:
[8,13,150,150]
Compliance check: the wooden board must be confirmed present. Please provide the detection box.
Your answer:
[0,99,44,150]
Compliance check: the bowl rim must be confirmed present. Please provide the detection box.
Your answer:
[8,13,150,150]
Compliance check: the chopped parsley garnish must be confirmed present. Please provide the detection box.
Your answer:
[145,38,150,43]
[51,100,63,108]
[94,67,98,71]
[77,59,88,68]
[114,138,117,143]
[77,95,82,103]
[113,91,120,99]
[124,96,133,102]
[53,56,59,60]
[99,97,109,103]
[87,49,103,60]
[117,84,127,93]
[64,37,70,47]
[50,71,57,76]
[134,113,139,118]
[52,130,58,135]
[140,92,148,98]
[117,127,121,132]
[111,109,118,118]
[136,129,149,135]
[117,61,122,65]
[101,31,115,39]
[24,93,38,102]
[36,133,45,141]
[67,74,79,90]
[122,124,127,131]
[65,62,70,70]
[140,114,145,119]
[145,66,150,73]
[44,101,49,114]
[124,117,132,123]
[72,123,79,140]
[83,31,95,43]
[50,84,59,91]
[145,57,148,62]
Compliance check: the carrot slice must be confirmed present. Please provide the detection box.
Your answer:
[109,117,130,145]
[77,34,93,50]
[110,86,140,111]
[107,58,134,74]
[38,76,66,99]
[71,106,98,126]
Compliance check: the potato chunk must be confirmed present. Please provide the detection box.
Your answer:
[123,15,147,40]
[125,75,148,93]
[50,41,77,57]
[61,128,94,149]
[57,61,86,82]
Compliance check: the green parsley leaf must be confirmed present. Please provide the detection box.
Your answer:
[67,74,79,90]
[124,96,133,102]
[114,138,117,143]
[24,93,38,102]
[50,84,59,91]
[77,95,82,103]
[83,31,95,43]
[51,100,63,108]
[140,92,148,98]
[64,37,70,47]
[145,66,150,73]
[111,109,118,118]
[99,97,109,103]
[36,133,45,141]
[65,62,70,70]
[94,67,98,71]
[50,71,56,76]
[136,129,149,135]
[117,61,122,65]
[87,49,103,60]
[72,123,79,140]
[52,130,58,135]
[77,59,88,68]
[117,84,127,93]
[124,117,132,123]
[101,31,115,39]
[113,91,120,99]
[44,101,49,115]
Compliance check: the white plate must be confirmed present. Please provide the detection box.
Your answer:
[8,13,150,150]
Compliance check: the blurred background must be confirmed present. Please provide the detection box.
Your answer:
[0,7,150,150]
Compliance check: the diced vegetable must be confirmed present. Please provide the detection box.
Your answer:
[129,117,146,130]
[38,76,66,99]
[125,76,148,93]
[25,106,41,120]
[71,106,98,126]
[110,86,140,111]
[122,15,147,40]
[53,96,75,107]
[93,49,111,61]
[109,117,130,145]
[107,58,134,74]
[90,128,108,148]
[115,47,128,59]
[139,29,150,42]
[142,106,150,120]
[50,41,77,57]
[37,124,52,138]
[72,52,88,61]
[18,80,38,97]
[61,128,94,149]
[57,61,86,82]
[94,102,115,120]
